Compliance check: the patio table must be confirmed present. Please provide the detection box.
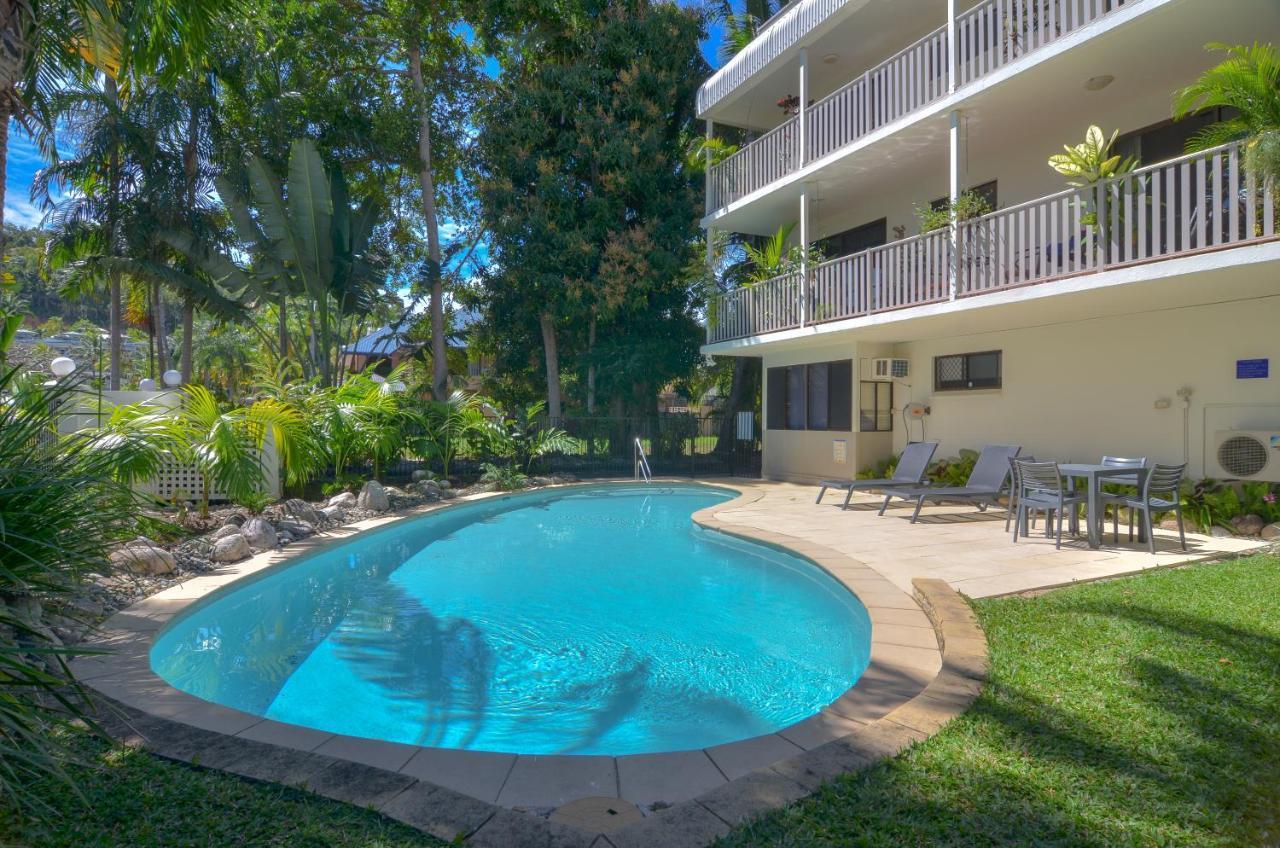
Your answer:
[1058,463,1149,549]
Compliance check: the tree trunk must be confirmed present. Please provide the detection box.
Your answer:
[539,312,562,421]
[586,316,596,414]
[714,356,759,454]
[406,36,449,401]
[278,294,288,362]
[105,77,122,390]
[181,296,194,383]
[153,283,169,375]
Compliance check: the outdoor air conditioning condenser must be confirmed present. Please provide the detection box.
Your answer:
[1208,431,1280,482]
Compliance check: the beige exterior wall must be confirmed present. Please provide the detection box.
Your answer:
[888,295,1280,480]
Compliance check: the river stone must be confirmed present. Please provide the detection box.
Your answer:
[358,480,390,511]
[438,479,452,489]
[211,533,251,563]
[326,491,356,509]
[1262,522,1280,540]
[415,479,442,497]
[1231,514,1266,536]
[211,524,242,541]
[440,488,458,500]
[1209,525,1235,538]
[241,517,278,551]
[411,469,431,482]
[319,505,346,524]
[109,539,177,575]
[275,519,315,538]
[283,498,322,525]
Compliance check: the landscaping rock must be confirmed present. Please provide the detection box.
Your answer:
[327,491,357,509]
[1158,517,1182,530]
[275,519,315,538]
[211,533,252,563]
[223,513,246,527]
[440,488,458,500]
[283,498,322,525]
[211,524,242,541]
[1262,523,1280,540]
[277,531,294,545]
[109,539,177,575]
[438,479,451,489]
[1230,514,1266,536]
[411,469,431,482]
[241,517,278,551]
[1209,525,1235,538]
[530,476,554,487]
[357,480,390,511]
[415,479,442,497]
[319,506,346,524]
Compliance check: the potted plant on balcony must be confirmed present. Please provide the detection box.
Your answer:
[1048,125,1138,265]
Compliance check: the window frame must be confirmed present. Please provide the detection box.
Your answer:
[767,360,853,431]
[934,350,1003,392]
[858,381,894,432]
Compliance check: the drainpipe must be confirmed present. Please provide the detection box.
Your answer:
[798,47,808,166]
[799,183,810,327]
[947,0,957,94]
[948,109,963,300]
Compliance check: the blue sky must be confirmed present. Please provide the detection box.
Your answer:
[4,18,725,231]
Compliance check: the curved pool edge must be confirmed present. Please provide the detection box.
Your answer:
[69,478,985,847]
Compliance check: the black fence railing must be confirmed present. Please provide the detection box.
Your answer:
[373,412,763,483]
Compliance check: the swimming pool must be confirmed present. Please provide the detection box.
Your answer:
[151,484,871,756]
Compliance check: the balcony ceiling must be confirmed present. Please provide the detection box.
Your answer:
[706,0,981,131]
[706,0,1280,237]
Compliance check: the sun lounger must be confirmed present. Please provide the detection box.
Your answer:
[816,441,939,510]
[881,443,1022,523]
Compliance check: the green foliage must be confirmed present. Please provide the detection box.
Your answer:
[857,453,900,481]
[320,476,363,499]
[915,191,994,234]
[927,448,979,486]
[481,400,577,473]
[479,461,529,491]
[1240,481,1280,524]
[1048,125,1139,187]
[1174,42,1280,187]
[1180,479,1242,533]
[412,390,486,478]
[0,369,141,812]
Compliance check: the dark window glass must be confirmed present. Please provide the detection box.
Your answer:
[935,351,1002,391]
[859,381,893,432]
[807,363,829,430]
[931,180,998,212]
[766,367,785,430]
[828,360,853,431]
[786,365,807,429]
[818,218,887,258]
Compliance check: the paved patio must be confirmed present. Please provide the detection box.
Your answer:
[710,481,1267,598]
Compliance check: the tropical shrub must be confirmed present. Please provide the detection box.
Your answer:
[0,369,141,810]
[927,449,979,486]
[857,453,900,481]
[480,401,576,474]
[916,190,993,234]
[479,462,528,491]
[413,391,485,478]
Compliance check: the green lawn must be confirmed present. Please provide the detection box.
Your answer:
[3,556,1277,847]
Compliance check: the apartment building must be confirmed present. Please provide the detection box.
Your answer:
[700,0,1280,484]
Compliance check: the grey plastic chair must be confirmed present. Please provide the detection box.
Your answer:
[1087,455,1147,533]
[1013,460,1089,549]
[882,444,1022,523]
[1112,462,1188,553]
[816,441,939,510]
[1004,455,1036,532]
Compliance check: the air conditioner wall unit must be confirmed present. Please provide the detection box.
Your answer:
[1208,430,1280,482]
[870,358,910,382]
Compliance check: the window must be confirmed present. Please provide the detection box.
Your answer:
[767,360,852,431]
[935,350,1002,391]
[817,218,887,258]
[931,180,998,212]
[859,381,893,432]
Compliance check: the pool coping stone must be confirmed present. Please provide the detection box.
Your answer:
[73,478,985,847]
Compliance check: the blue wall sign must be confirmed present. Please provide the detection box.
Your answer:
[1236,358,1269,379]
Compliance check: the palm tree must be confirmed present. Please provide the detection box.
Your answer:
[413,389,485,478]
[1174,42,1280,187]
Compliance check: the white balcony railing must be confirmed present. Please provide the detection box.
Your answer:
[707,0,1140,212]
[706,141,1279,344]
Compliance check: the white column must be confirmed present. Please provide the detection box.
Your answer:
[798,47,808,166]
[799,184,810,326]
[947,0,957,94]
[948,109,964,300]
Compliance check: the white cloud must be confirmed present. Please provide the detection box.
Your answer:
[4,194,44,227]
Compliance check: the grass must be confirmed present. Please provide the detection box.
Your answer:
[2,556,1277,847]
[719,554,1280,847]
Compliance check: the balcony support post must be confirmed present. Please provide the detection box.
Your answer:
[705,119,713,214]
[798,47,808,166]
[948,109,964,300]
[799,183,810,327]
[947,0,956,93]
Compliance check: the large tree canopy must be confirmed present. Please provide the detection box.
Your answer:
[474,0,707,418]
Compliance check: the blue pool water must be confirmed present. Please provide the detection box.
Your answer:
[151,484,871,756]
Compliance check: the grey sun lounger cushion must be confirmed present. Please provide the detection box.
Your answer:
[880,443,1022,523]
[816,441,939,509]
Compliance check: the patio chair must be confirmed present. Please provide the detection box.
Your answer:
[1108,462,1188,553]
[880,443,1022,523]
[1004,455,1035,532]
[1012,460,1089,549]
[1086,455,1147,533]
[816,441,939,509]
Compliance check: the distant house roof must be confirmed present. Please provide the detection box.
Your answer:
[343,325,421,357]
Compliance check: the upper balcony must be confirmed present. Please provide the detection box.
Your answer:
[705,140,1280,347]
[705,0,1150,218]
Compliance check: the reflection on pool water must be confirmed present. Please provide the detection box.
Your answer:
[151,484,871,756]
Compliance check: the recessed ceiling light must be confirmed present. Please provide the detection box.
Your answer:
[822,53,839,64]
[1084,74,1115,91]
